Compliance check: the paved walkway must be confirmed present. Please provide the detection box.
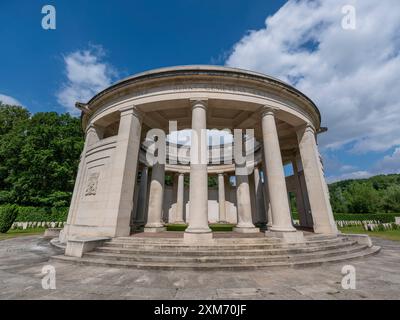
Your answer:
[0,235,399,299]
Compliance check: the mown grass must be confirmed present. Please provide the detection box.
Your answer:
[0,227,45,241]
[339,225,400,241]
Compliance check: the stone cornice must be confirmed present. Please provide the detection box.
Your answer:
[80,65,321,129]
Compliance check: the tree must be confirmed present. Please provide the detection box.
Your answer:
[0,105,83,207]
[0,103,30,135]
[344,182,379,213]
[329,187,348,213]
[382,185,400,213]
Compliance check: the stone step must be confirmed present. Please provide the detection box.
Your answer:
[110,237,280,245]
[104,237,348,250]
[85,244,368,263]
[95,240,358,256]
[112,234,339,244]
[50,246,381,270]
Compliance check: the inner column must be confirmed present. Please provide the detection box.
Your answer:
[184,99,212,241]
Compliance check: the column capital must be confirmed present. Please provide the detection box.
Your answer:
[85,122,98,134]
[174,171,185,177]
[295,122,317,134]
[190,98,208,110]
[119,105,144,120]
[259,105,279,117]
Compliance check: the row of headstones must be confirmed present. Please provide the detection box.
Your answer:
[11,221,66,230]
[336,220,380,227]
[363,222,399,231]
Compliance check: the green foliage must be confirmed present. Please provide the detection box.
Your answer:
[0,104,30,135]
[0,204,18,233]
[345,182,379,213]
[0,103,83,207]
[381,185,400,212]
[333,213,398,223]
[329,174,400,214]
[6,205,69,222]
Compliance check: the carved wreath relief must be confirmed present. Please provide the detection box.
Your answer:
[85,172,100,196]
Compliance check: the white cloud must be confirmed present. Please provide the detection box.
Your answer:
[57,45,117,115]
[0,94,23,106]
[373,147,400,174]
[226,0,400,154]
[326,170,373,183]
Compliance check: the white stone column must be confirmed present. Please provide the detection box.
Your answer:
[234,171,259,233]
[184,99,212,241]
[217,173,227,223]
[233,136,259,234]
[135,166,149,226]
[106,106,143,237]
[297,124,338,234]
[175,172,185,224]
[145,162,166,232]
[261,107,303,242]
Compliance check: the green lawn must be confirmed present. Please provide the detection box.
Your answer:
[339,225,400,241]
[166,223,235,232]
[0,227,45,241]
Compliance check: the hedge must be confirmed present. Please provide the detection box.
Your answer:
[0,205,18,233]
[291,212,398,223]
[333,213,399,223]
[0,205,69,222]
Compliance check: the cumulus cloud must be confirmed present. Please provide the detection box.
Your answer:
[373,147,400,174]
[0,94,23,106]
[57,45,117,115]
[326,170,374,183]
[226,0,400,154]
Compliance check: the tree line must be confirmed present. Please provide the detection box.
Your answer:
[329,174,400,213]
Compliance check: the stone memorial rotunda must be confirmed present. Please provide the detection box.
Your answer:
[53,66,379,269]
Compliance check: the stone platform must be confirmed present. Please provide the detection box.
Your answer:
[52,232,380,270]
[1,235,399,299]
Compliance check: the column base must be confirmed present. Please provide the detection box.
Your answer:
[265,230,304,243]
[171,221,187,225]
[233,226,260,233]
[144,226,166,233]
[313,224,338,235]
[184,231,213,243]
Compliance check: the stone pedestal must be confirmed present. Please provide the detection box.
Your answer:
[183,232,214,243]
[265,230,304,243]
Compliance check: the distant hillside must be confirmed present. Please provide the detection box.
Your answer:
[328,174,400,214]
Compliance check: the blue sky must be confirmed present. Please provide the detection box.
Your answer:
[1,0,399,181]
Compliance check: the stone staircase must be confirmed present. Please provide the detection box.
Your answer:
[51,234,380,270]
